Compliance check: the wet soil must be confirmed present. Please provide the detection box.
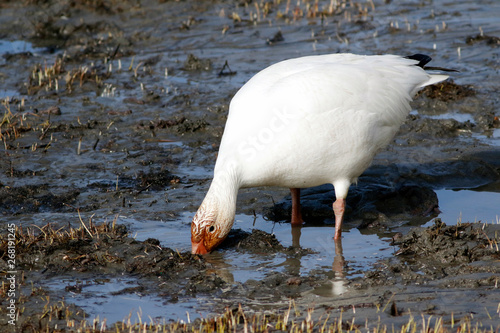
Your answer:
[1,220,499,330]
[0,0,499,331]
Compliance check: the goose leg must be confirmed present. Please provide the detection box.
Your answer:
[290,188,304,225]
[333,198,346,240]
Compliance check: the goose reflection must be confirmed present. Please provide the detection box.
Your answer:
[291,225,348,296]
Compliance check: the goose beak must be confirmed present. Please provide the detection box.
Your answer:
[191,240,208,254]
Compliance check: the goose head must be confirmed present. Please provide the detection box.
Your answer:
[191,208,225,254]
[190,187,236,254]
[190,155,241,254]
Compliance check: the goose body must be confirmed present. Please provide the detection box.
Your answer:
[191,53,448,254]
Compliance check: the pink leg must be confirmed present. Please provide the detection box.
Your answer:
[333,198,346,240]
[290,188,304,226]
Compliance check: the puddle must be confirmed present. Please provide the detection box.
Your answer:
[473,128,500,147]
[124,212,394,283]
[123,188,500,290]
[435,189,500,225]
[0,40,42,55]
[45,277,203,323]
[0,89,19,99]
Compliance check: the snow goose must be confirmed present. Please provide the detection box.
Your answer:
[191,53,449,254]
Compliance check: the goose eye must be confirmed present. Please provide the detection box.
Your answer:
[208,225,216,233]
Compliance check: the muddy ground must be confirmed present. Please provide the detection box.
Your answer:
[1,219,500,331]
[0,0,499,332]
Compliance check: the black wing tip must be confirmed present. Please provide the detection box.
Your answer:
[405,53,459,72]
[405,54,432,68]
[423,66,460,73]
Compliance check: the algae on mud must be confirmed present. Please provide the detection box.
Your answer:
[0,0,499,331]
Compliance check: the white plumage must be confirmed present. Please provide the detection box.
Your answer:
[191,53,448,254]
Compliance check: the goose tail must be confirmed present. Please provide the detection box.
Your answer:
[421,74,449,88]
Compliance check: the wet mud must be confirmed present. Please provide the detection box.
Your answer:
[0,0,499,331]
[1,219,499,330]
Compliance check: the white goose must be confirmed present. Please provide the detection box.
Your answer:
[191,53,448,254]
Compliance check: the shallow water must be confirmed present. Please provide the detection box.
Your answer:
[65,212,395,321]
[58,186,500,321]
[129,212,394,280]
[0,40,42,57]
[435,189,500,225]
[46,276,205,323]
